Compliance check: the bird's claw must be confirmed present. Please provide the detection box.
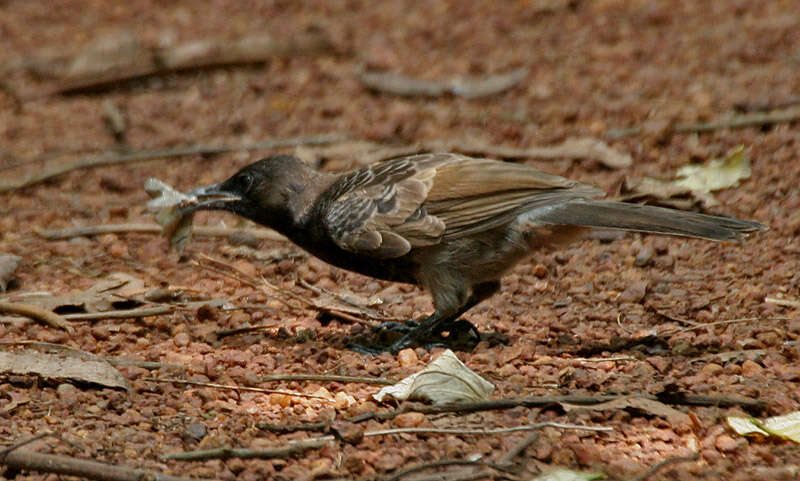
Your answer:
[347,319,482,355]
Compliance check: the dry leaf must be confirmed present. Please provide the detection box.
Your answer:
[560,396,691,427]
[16,273,145,314]
[531,468,605,481]
[0,254,21,292]
[623,146,751,209]
[727,411,800,444]
[0,343,130,390]
[373,349,494,405]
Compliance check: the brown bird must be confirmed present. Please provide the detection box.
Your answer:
[185,153,765,353]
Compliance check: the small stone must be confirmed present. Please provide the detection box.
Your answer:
[715,434,740,452]
[533,264,549,278]
[396,348,418,367]
[184,422,207,441]
[57,383,77,396]
[699,363,723,378]
[634,245,654,267]
[173,332,190,347]
[619,280,648,303]
[740,359,763,377]
[394,412,425,428]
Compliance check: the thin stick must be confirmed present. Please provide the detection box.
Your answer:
[606,108,800,139]
[0,301,74,333]
[35,223,286,242]
[764,297,800,308]
[62,305,173,321]
[631,453,699,481]
[382,460,500,481]
[0,432,51,460]
[1,448,201,481]
[0,134,346,191]
[104,359,185,370]
[166,423,607,463]
[572,356,637,363]
[346,393,764,424]
[364,423,612,437]
[664,316,790,335]
[496,433,539,467]
[143,377,333,401]
[260,373,395,385]
[163,437,332,461]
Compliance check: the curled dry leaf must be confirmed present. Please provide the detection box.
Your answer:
[560,396,691,427]
[373,349,494,405]
[144,178,199,253]
[0,254,22,292]
[623,146,751,209]
[0,342,130,391]
[530,468,605,481]
[727,411,800,444]
[359,67,528,99]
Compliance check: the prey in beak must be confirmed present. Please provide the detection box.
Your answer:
[144,178,241,253]
[184,183,242,212]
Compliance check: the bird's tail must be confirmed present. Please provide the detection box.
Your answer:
[532,199,766,241]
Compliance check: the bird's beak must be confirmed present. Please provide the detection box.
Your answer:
[184,183,242,212]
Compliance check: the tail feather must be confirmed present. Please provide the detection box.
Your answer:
[534,200,766,241]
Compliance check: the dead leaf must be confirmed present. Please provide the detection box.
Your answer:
[0,254,21,292]
[0,342,130,390]
[531,468,605,481]
[13,273,145,315]
[358,67,528,99]
[560,396,691,427]
[727,411,800,444]
[373,349,494,405]
[622,146,751,209]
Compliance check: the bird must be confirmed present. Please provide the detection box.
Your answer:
[183,152,766,353]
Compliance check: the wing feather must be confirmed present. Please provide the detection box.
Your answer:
[324,153,604,257]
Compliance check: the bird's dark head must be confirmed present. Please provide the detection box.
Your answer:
[186,154,319,228]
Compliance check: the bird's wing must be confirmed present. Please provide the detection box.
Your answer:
[324,153,603,258]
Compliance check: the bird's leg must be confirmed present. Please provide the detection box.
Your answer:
[348,281,501,354]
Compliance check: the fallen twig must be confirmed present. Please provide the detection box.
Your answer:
[197,254,386,325]
[364,422,612,437]
[0,134,345,192]
[663,316,790,335]
[1,448,202,481]
[104,359,185,370]
[168,423,604,464]
[606,107,800,139]
[348,392,765,423]
[631,452,699,481]
[260,373,394,385]
[163,437,331,461]
[0,432,52,461]
[0,301,74,333]
[495,432,539,467]
[359,67,528,99]
[143,377,334,401]
[35,223,286,242]
[765,297,800,308]
[62,305,173,321]
[17,30,332,96]
[382,459,508,481]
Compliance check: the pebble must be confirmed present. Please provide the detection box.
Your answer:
[173,332,190,347]
[740,359,763,377]
[394,412,425,428]
[715,434,740,452]
[396,348,418,367]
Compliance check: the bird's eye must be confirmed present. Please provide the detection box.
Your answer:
[238,173,255,193]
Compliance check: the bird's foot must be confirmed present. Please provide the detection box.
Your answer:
[347,319,481,355]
